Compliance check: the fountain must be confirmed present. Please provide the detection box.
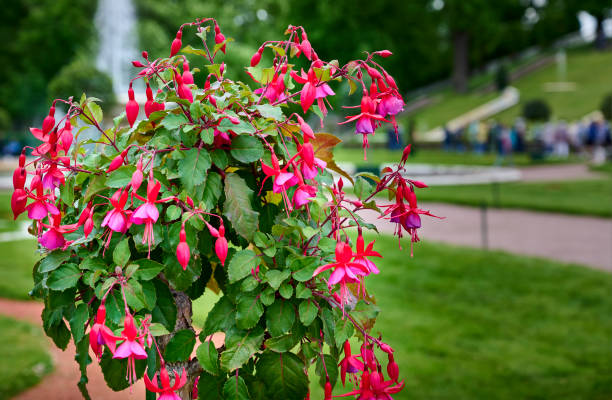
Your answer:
[94,0,141,103]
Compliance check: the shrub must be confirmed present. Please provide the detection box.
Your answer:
[601,93,612,121]
[523,98,551,121]
[48,59,115,108]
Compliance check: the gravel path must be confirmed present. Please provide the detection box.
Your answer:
[518,163,604,182]
[361,202,612,271]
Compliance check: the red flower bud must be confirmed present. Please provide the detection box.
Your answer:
[324,381,332,400]
[215,32,226,54]
[215,236,228,266]
[13,167,25,190]
[376,50,393,58]
[185,196,194,208]
[60,121,73,153]
[42,106,55,135]
[170,31,182,57]
[250,48,263,67]
[387,354,399,382]
[11,189,27,220]
[176,226,191,270]
[144,84,155,118]
[131,158,144,191]
[19,150,26,167]
[84,217,94,238]
[108,149,128,173]
[297,115,314,139]
[126,86,139,127]
[220,62,225,76]
[182,62,194,85]
[366,66,382,81]
[300,39,312,60]
[141,51,148,59]
[132,60,145,68]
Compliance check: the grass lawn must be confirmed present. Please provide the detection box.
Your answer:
[333,147,579,167]
[192,235,612,399]
[0,315,53,398]
[415,178,612,217]
[0,240,40,300]
[400,48,612,131]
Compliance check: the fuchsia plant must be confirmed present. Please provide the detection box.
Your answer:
[12,18,440,400]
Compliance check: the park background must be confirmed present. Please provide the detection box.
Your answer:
[0,0,611,399]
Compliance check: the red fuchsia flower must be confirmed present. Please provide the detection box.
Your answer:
[29,126,55,157]
[250,47,263,67]
[131,179,163,255]
[182,61,194,85]
[89,304,120,361]
[214,23,226,54]
[176,225,190,270]
[386,354,399,382]
[251,65,288,104]
[296,115,315,140]
[114,313,148,385]
[297,139,326,180]
[324,380,332,400]
[126,84,139,128]
[291,61,335,116]
[26,175,60,221]
[339,92,388,157]
[170,30,182,57]
[338,370,405,400]
[102,187,130,234]
[11,188,27,220]
[42,162,66,190]
[144,84,156,118]
[42,106,55,135]
[78,203,95,238]
[339,341,365,386]
[38,214,81,250]
[59,120,73,153]
[313,241,370,311]
[261,154,298,194]
[131,157,144,192]
[175,73,193,103]
[206,221,228,266]
[352,233,382,275]
[144,364,187,400]
[292,181,317,208]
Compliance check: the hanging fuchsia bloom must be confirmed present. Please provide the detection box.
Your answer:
[114,313,147,385]
[251,65,287,104]
[182,61,194,85]
[352,233,382,275]
[338,370,405,400]
[339,341,365,386]
[170,30,182,57]
[42,106,56,135]
[206,221,228,266]
[339,92,388,156]
[250,47,263,67]
[175,74,193,103]
[102,188,130,233]
[144,84,156,118]
[260,154,298,194]
[131,157,144,192]
[89,304,120,361]
[59,120,73,153]
[39,214,81,250]
[291,61,335,115]
[126,85,139,127]
[131,179,162,255]
[292,181,317,208]
[313,241,370,310]
[26,175,60,221]
[176,225,190,270]
[214,23,226,54]
[298,139,326,180]
[42,163,65,190]
[144,365,187,400]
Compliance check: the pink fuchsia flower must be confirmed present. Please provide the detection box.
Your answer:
[38,214,80,250]
[59,120,73,153]
[89,304,120,361]
[170,30,182,57]
[313,241,370,311]
[339,341,364,386]
[131,179,163,256]
[182,61,194,85]
[297,140,326,180]
[352,233,382,275]
[42,163,65,190]
[144,365,187,400]
[42,106,56,135]
[206,221,228,266]
[114,313,148,385]
[291,61,335,116]
[339,93,388,157]
[338,370,405,400]
[253,71,287,104]
[176,225,190,270]
[292,182,317,208]
[25,175,60,221]
[102,188,130,233]
[260,153,298,194]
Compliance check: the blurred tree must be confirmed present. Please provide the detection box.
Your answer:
[566,0,612,49]
[48,59,114,107]
[0,0,97,128]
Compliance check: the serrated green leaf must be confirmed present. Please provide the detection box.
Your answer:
[279,283,293,299]
[151,280,176,332]
[223,173,259,241]
[204,296,236,336]
[60,178,74,206]
[162,113,189,130]
[197,340,220,375]
[299,299,318,326]
[236,293,263,330]
[220,327,264,371]
[113,238,130,266]
[266,269,290,290]
[40,250,71,273]
[106,165,136,188]
[48,263,81,291]
[223,375,250,400]
[255,351,308,400]
[132,259,165,280]
[254,104,284,121]
[69,303,89,344]
[266,299,295,337]
[164,329,196,362]
[227,249,258,283]
[202,172,222,211]
[179,148,211,190]
[295,283,312,299]
[230,135,264,163]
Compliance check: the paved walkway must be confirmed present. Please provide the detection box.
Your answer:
[518,163,605,182]
[362,202,612,271]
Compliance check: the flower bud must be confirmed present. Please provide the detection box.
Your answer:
[215,236,228,266]
[250,48,263,67]
[300,39,312,60]
[376,50,393,58]
[387,354,399,382]
[131,157,144,191]
[13,167,25,190]
[182,62,194,85]
[176,226,191,270]
[132,60,145,68]
[84,216,94,238]
[324,381,332,400]
[297,115,314,140]
[19,150,26,167]
[141,50,148,59]
[11,189,27,220]
[60,121,73,153]
[215,32,226,54]
[126,86,139,127]
[170,31,182,57]
[42,106,55,135]
[108,153,124,173]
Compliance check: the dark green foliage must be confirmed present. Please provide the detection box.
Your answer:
[523,98,551,121]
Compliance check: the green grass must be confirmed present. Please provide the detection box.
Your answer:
[415,178,612,217]
[400,48,612,131]
[333,147,580,167]
[0,315,53,398]
[0,240,40,300]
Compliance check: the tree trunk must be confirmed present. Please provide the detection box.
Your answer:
[452,31,469,93]
[157,290,202,400]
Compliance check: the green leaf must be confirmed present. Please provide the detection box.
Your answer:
[316,354,339,389]
[100,350,145,391]
[106,165,136,188]
[260,287,275,306]
[291,257,319,282]
[48,263,81,291]
[164,329,196,362]
[220,327,264,371]
[196,340,220,375]
[132,259,165,280]
[151,280,176,332]
[236,293,264,330]
[179,148,212,190]
[266,299,295,337]
[279,283,293,299]
[254,104,284,121]
[230,135,264,163]
[218,117,255,135]
[223,375,250,400]
[60,178,75,206]
[40,250,70,273]
[162,113,189,130]
[264,333,300,353]
[223,173,259,241]
[211,149,228,169]
[265,269,290,290]
[81,101,103,124]
[255,351,309,400]
[83,174,107,202]
[198,371,225,400]
[204,296,236,336]
[42,307,71,350]
[79,257,107,271]
[299,299,318,326]
[75,336,92,400]
[69,303,89,344]
[227,249,258,283]
[202,172,223,211]
[295,283,312,299]
[335,317,355,348]
[321,308,335,347]
[112,238,130,267]
[148,323,170,336]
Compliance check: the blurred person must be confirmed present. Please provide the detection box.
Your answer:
[553,121,569,158]
[513,117,526,152]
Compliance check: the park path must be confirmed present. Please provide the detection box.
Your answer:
[361,202,612,271]
[518,163,604,182]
